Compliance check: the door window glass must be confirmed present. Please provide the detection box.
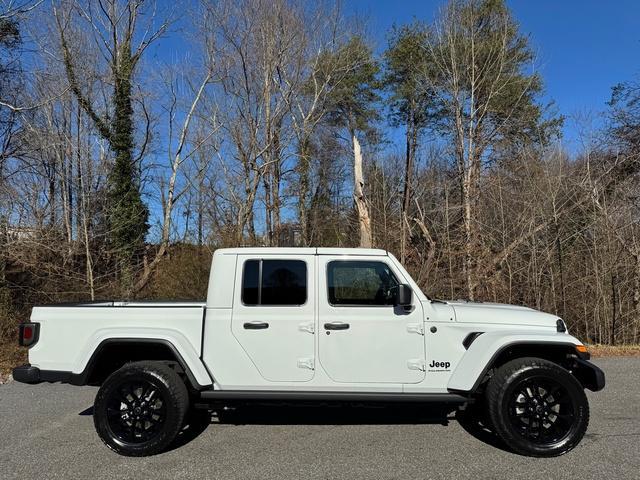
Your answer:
[327,261,399,306]
[242,259,307,306]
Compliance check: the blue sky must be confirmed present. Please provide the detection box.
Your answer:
[151,0,640,153]
[139,0,640,233]
[346,0,640,152]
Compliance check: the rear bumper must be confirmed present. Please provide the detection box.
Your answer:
[12,364,72,385]
[574,359,606,392]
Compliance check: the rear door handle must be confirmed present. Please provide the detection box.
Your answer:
[244,322,269,330]
[324,322,350,330]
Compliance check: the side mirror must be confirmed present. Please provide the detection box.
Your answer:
[394,284,413,307]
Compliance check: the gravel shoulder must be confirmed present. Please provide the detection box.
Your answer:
[0,358,638,480]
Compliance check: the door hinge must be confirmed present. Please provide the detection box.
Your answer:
[406,323,424,335]
[298,322,315,334]
[407,359,426,372]
[297,357,315,370]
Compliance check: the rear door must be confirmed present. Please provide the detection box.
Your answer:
[231,254,315,382]
[317,256,426,384]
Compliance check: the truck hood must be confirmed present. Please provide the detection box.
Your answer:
[444,300,561,328]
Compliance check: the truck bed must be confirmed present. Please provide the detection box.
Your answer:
[28,301,210,386]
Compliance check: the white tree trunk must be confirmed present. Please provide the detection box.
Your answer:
[352,133,372,248]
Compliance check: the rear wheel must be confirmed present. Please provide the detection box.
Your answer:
[486,357,589,457]
[93,361,189,456]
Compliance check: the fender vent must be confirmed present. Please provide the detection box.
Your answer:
[462,332,483,350]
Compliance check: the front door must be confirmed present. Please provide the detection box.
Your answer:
[231,255,315,382]
[318,256,426,384]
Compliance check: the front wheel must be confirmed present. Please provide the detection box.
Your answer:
[93,361,189,456]
[486,357,589,457]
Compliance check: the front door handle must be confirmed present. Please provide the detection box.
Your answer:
[324,322,350,330]
[244,321,269,330]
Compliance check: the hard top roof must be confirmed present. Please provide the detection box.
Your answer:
[215,247,388,256]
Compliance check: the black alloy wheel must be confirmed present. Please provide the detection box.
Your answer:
[105,379,167,444]
[507,377,576,446]
[94,361,189,456]
[486,357,589,457]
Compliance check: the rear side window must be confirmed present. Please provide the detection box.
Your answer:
[327,261,399,306]
[241,259,307,306]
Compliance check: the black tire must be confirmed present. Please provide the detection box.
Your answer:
[93,361,189,456]
[485,357,589,457]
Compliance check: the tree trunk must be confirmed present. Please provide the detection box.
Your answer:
[110,45,149,295]
[272,121,282,245]
[197,152,205,246]
[401,108,418,264]
[633,250,640,343]
[263,168,272,246]
[297,138,311,246]
[352,132,372,248]
[462,168,475,300]
[401,123,411,263]
[611,272,617,346]
[0,217,8,320]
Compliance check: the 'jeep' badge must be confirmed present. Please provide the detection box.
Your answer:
[428,360,451,371]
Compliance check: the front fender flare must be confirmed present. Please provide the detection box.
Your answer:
[447,331,583,393]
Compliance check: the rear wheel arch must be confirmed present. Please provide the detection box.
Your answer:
[76,338,202,391]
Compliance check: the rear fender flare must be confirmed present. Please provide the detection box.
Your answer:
[74,329,212,388]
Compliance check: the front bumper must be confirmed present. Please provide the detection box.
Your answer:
[12,364,72,384]
[574,359,606,392]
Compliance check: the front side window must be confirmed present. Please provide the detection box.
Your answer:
[327,261,399,306]
[242,259,307,306]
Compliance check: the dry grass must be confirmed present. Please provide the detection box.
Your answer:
[586,344,640,358]
[0,343,27,383]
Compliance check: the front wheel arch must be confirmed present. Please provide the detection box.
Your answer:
[466,342,589,394]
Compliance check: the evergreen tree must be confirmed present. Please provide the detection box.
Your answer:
[609,79,640,161]
[384,22,437,262]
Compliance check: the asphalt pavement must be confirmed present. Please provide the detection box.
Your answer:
[0,357,638,480]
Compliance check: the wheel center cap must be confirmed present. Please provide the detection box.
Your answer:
[134,407,141,415]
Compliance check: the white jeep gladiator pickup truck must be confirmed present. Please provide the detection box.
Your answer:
[13,247,604,457]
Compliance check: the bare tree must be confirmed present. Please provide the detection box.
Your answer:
[135,65,217,291]
[424,0,558,299]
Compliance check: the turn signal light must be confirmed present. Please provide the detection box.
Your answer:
[575,345,588,354]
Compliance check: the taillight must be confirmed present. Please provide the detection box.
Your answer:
[19,323,40,347]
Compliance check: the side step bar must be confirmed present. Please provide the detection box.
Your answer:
[200,390,468,404]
